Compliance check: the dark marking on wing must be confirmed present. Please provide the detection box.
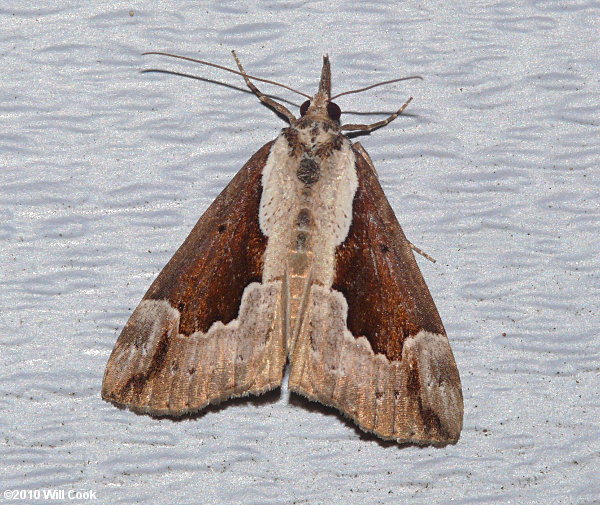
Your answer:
[121,325,171,403]
[296,208,312,228]
[282,128,302,157]
[297,156,320,186]
[406,357,451,441]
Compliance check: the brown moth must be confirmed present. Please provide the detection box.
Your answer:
[102,52,463,446]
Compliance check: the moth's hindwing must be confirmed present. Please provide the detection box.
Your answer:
[288,145,463,445]
[101,141,287,415]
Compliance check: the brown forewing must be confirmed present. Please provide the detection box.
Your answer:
[290,144,462,445]
[332,145,446,361]
[101,141,277,414]
[142,141,272,334]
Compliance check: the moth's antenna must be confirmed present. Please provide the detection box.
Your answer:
[143,51,311,99]
[331,76,423,100]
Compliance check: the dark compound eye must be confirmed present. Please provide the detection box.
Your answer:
[327,102,341,122]
[300,100,311,116]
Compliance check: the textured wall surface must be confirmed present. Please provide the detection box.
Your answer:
[2,1,599,504]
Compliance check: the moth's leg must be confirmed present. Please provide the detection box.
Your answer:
[342,97,413,132]
[409,242,436,263]
[231,51,296,123]
[354,142,435,263]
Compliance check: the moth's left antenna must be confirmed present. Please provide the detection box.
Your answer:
[142,51,311,99]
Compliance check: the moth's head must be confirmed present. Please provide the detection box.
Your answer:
[299,55,342,124]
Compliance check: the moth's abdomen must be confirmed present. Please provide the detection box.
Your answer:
[286,207,316,345]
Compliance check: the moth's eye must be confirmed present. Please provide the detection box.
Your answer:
[327,102,342,122]
[300,100,311,116]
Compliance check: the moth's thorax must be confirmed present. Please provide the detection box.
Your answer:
[259,120,358,294]
[293,116,341,147]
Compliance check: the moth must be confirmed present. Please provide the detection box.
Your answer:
[102,51,463,446]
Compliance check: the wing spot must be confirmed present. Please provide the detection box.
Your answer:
[218,224,226,233]
[381,244,389,253]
